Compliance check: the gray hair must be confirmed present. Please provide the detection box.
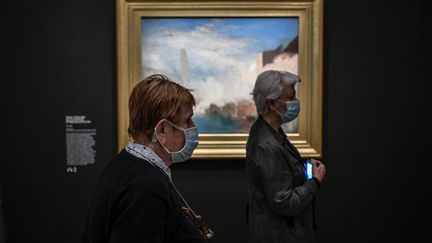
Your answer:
[252,70,300,115]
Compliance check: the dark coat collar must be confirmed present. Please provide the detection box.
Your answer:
[256,116,303,162]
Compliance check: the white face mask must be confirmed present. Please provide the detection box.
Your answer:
[154,120,199,164]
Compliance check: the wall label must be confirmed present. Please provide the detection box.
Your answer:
[65,115,96,173]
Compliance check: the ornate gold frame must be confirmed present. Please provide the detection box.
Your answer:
[117,0,323,158]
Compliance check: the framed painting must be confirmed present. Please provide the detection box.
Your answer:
[117,0,323,158]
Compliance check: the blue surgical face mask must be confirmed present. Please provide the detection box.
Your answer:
[154,120,199,164]
[276,99,300,123]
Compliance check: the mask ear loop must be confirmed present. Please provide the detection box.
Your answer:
[152,118,191,153]
[152,119,183,156]
[270,99,281,113]
[152,119,167,143]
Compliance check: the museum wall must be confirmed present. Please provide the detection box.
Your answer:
[1,0,431,242]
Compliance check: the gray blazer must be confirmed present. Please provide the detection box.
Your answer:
[246,116,319,243]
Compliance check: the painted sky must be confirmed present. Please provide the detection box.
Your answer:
[141,18,298,114]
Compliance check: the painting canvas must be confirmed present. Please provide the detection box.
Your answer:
[141,18,300,134]
[117,0,323,158]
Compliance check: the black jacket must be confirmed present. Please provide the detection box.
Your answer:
[246,116,319,243]
[82,149,204,243]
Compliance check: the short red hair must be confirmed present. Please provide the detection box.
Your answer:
[128,74,196,139]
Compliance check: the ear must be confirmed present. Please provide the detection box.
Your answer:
[154,120,168,144]
[266,99,277,111]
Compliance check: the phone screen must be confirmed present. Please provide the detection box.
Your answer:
[306,160,313,179]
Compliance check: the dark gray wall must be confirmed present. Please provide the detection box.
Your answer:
[1,0,431,242]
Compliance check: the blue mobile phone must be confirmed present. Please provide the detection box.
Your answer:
[306,160,313,179]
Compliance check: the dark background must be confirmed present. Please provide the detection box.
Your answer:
[1,0,431,242]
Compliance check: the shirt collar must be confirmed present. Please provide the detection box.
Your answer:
[125,141,172,180]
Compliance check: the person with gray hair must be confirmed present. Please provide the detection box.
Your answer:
[252,70,300,116]
[246,70,326,243]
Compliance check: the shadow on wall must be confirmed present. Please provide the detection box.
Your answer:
[0,184,5,243]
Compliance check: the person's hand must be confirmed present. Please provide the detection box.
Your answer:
[310,159,326,183]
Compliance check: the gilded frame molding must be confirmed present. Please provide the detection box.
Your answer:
[117,0,323,158]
